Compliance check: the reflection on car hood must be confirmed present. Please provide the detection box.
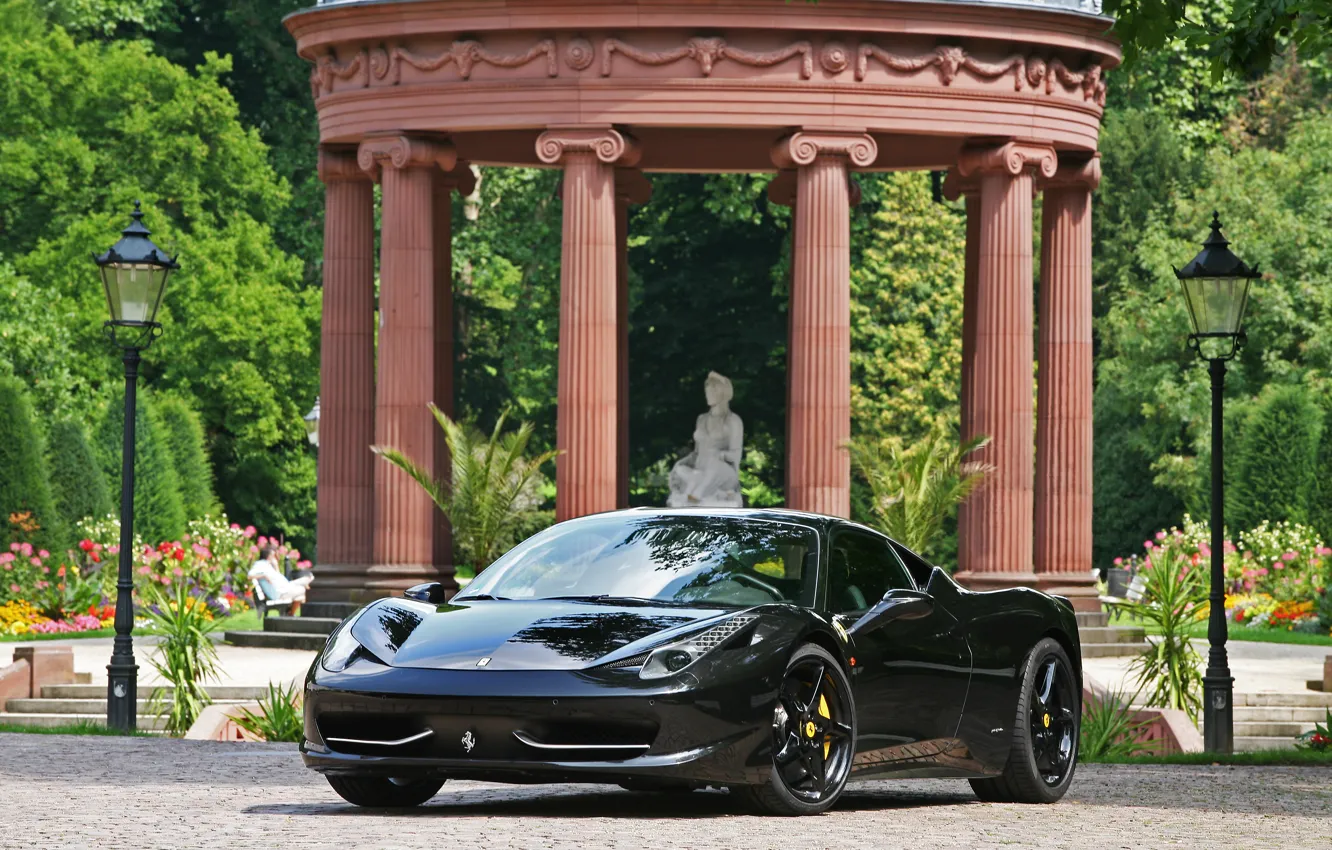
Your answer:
[350,598,730,671]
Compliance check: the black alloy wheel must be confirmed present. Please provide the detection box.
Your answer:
[326,775,445,808]
[971,637,1079,804]
[740,643,855,815]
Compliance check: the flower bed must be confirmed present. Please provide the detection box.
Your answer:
[1113,516,1332,638]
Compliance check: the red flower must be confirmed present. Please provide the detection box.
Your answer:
[78,539,94,552]
[90,552,100,563]
[172,549,185,562]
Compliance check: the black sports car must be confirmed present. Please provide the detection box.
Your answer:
[302,508,1082,815]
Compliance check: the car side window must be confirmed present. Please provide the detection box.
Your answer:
[827,530,915,613]
[888,540,935,589]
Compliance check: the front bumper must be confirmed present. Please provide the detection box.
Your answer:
[301,666,778,786]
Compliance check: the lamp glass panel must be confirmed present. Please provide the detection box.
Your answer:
[105,263,168,325]
[1182,276,1250,336]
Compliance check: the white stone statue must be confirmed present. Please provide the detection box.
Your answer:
[667,372,744,508]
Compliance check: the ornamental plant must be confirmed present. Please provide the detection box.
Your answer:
[1295,709,1332,752]
[232,681,303,743]
[144,580,221,736]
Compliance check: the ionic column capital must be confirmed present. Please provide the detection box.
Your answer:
[1039,153,1102,192]
[615,168,652,205]
[357,134,457,182]
[771,130,878,170]
[957,140,1058,180]
[318,145,369,184]
[536,126,641,167]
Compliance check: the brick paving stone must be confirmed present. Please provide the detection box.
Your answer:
[1,733,1329,850]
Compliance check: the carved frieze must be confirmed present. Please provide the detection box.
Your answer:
[306,35,1107,109]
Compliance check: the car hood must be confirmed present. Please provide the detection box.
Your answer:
[349,598,733,671]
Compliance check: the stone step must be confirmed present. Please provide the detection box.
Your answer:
[264,616,340,635]
[302,602,363,620]
[1075,611,1109,628]
[1081,642,1147,658]
[1234,736,1300,751]
[0,712,169,731]
[1078,626,1147,644]
[1236,692,1332,707]
[1232,706,1332,722]
[224,630,328,652]
[1207,721,1318,737]
[6,698,251,715]
[41,684,270,700]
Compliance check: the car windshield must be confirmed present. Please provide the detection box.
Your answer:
[456,514,819,608]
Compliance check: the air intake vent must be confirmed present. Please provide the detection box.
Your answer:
[603,651,650,669]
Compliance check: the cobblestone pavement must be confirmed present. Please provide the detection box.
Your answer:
[2,734,1329,850]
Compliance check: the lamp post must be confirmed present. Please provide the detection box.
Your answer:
[1173,211,1261,754]
[94,201,179,732]
[304,397,320,447]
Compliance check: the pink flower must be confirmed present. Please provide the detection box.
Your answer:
[19,543,32,557]
[1113,557,1123,566]
[230,523,240,531]
[172,568,183,577]
[297,560,312,570]
[1155,531,1167,541]
[243,526,256,539]
[1199,545,1211,558]
[257,535,268,548]
[1144,541,1155,550]
[290,550,301,561]
[1257,567,1270,576]
[2,563,10,572]
[1282,551,1297,562]
[107,545,119,555]
[0,553,12,564]
[7,583,18,594]
[34,580,48,590]
[249,545,259,556]
[38,549,49,559]
[137,566,151,575]
[8,543,18,552]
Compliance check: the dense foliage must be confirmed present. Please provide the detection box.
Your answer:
[156,396,218,521]
[93,389,187,546]
[45,419,114,532]
[0,377,62,549]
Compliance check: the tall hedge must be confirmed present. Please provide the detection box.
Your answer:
[1232,385,1322,531]
[94,389,187,545]
[0,376,63,549]
[1307,401,1332,546]
[156,396,217,520]
[46,419,113,530]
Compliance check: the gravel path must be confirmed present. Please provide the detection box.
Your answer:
[2,733,1329,849]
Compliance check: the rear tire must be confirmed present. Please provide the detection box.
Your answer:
[326,775,444,807]
[738,643,856,816]
[970,637,1078,804]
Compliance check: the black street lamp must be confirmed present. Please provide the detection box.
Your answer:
[1174,211,1261,754]
[93,201,179,732]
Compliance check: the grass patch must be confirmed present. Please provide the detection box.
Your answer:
[0,720,153,737]
[1084,748,1332,766]
[1119,615,1332,647]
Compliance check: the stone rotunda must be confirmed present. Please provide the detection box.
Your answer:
[287,0,1119,609]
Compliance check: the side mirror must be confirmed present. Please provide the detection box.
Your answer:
[404,582,449,604]
[846,589,933,637]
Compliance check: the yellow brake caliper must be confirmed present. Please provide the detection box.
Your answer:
[818,692,832,759]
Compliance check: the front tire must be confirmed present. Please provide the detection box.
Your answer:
[326,775,444,808]
[738,643,856,816]
[970,637,1079,804]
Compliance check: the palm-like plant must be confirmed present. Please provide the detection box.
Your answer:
[845,429,992,558]
[374,405,559,572]
[1116,537,1207,723]
[144,581,221,736]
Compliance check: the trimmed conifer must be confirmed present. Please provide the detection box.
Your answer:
[0,376,64,549]
[156,396,217,520]
[94,389,187,545]
[1232,385,1322,531]
[46,419,114,530]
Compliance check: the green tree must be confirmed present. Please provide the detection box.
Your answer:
[46,418,113,530]
[0,376,63,548]
[1307,401,1332,547]
[156,395,216,520]
[1231,384,1322,530]
[95,389,187,545]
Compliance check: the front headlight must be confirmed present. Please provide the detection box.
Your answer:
[639,613,758,680]
[320,619,364,672]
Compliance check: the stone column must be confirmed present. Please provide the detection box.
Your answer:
[772,131,878,518]
[311,146,375,601]
[358,134,454,594]
[942,171,982,578]
[1035,154,1100,609]
[430,163,477,589]
[615,168,651,509]
[537,127,640,521]
[951,141,1056,590]
[767,171,798,502]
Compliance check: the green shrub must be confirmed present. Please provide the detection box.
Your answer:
[144,580,220,736]
[46,419,113,531]
[232,681,303,743]
[0,376,63,549]
[1080,688,1152,760]
[1307,401,1332,549]
[94,389,187,545]
[1232,385,1321,532]
[156,396,217,520]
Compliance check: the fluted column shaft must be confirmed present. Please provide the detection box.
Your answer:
[953,141,1056,585]
[773,131,877,518]
[538,128,640,521]
[315,148,375,590]
[944,171,983,556]
[359,135,454,590]
[1035,156,1099,596]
